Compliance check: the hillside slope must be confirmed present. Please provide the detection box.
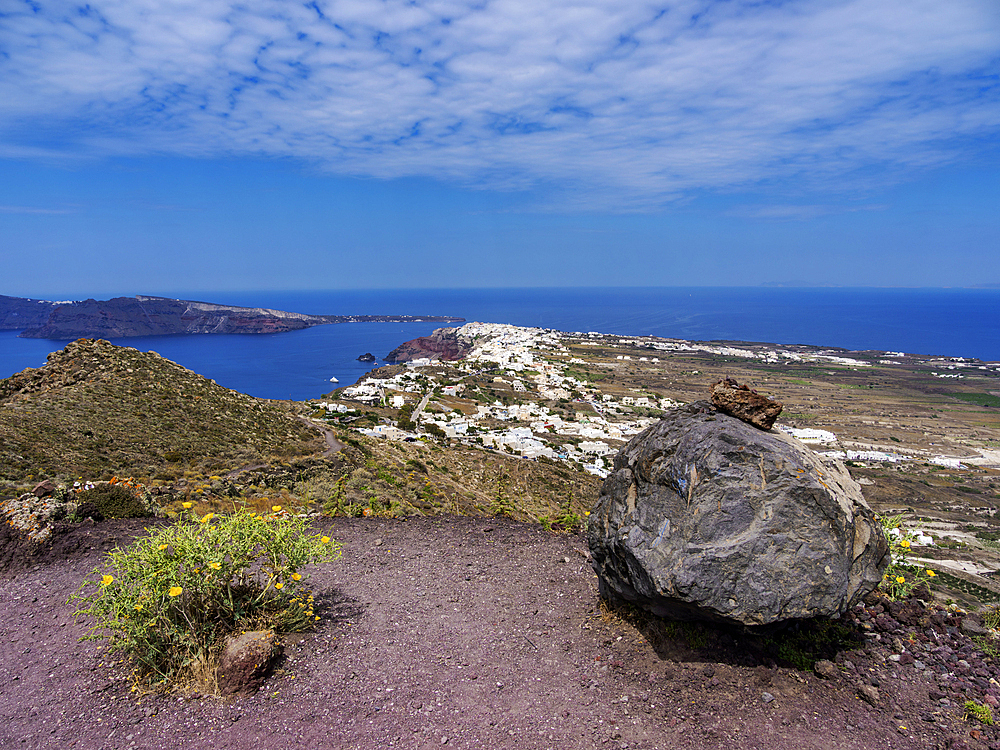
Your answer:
[0,338,321,481]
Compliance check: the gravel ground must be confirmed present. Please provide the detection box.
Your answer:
[1,515,998,750]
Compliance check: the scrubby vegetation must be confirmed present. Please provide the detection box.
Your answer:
[71,507,340,691]
[878,513,937,601]
[0,338,320,481]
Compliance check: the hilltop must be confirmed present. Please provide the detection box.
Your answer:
[0,338,321,481]
[0,337,601,528]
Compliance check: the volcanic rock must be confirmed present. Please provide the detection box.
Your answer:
[217,629,281,696]
[385,326,474,364]
[32,480,56,498]
[588,402,889,626]
[710,377,782,430]
[357,353,377,362]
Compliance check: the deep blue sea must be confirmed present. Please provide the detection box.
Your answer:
[1,287,997,401]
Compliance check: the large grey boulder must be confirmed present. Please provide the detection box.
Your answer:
[588,402,889,626]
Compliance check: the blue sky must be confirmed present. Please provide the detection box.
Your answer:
[1,0,998,296]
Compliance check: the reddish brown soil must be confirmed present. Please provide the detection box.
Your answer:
[1,516,997,750]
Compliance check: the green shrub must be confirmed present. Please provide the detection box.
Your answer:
[878,514,936,600]
[71,508,341,689]
[965,700,995,726]
[76,482,151,519]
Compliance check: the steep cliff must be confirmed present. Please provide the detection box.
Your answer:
[18,296,326,339]
[384,327,474,363]
[0,295,59,330]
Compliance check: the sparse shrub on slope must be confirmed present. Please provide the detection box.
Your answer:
[71,508,340,691]
[76,482,150,520]
[878,513,937,600]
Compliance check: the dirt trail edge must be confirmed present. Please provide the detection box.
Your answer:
[0,516,989,750]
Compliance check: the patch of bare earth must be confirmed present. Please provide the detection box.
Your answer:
[1,516,995,750]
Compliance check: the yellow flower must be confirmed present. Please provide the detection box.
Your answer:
[272,505,282,512]
[182,502,192,509]
[208,562,221,570]
[926,570,936,577]
[900,540,911,548]
[101,575,114,587]
[169,586,183,597]
[292,573,302,581]
[134,604,143,611]
[274,582,284,590]
[896,576,905,584]
[157,544,168,550]
[200,513,214,524]
[320,536,330,544]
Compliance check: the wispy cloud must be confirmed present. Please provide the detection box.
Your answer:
[0,204,76,214]
[728,204,890,221]
[1,0,997,208]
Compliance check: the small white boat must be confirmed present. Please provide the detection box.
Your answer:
[329,376,339,383]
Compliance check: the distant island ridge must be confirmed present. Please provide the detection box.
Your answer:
[0,294,465,340]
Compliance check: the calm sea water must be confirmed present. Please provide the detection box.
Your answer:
[1,287,997,400]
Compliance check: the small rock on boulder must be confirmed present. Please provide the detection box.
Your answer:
[710,377,782,430]
[32,480,56,498]
[217,630,281,696]
[588,402,889,626]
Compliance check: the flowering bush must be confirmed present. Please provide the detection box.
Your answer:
[878,513,936,600]
[71,508,340,689]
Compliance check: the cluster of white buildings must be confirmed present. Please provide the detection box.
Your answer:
[323,322,982,476]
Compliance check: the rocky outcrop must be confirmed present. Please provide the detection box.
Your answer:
[588,402,889,626]
[710,377,783,430]
[384,327,474,363]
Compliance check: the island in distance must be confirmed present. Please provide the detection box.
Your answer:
[0,294,464,340]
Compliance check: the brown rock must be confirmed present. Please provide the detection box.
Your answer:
[710,377,783,430]
[814,660,839,680]
[31,480,56,498]
[217,629,281,696]
[858,684,880,706]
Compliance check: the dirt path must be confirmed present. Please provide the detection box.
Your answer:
[0,516,994,750]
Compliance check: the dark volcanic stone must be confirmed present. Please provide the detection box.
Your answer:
[31,480,56,498]
[710,378,783,430]
[588,402,889,626]
[217,630,281,696]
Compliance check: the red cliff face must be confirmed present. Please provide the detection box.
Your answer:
[384,328,472,363]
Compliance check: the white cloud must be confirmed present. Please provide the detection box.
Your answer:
[1,0,997,208]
